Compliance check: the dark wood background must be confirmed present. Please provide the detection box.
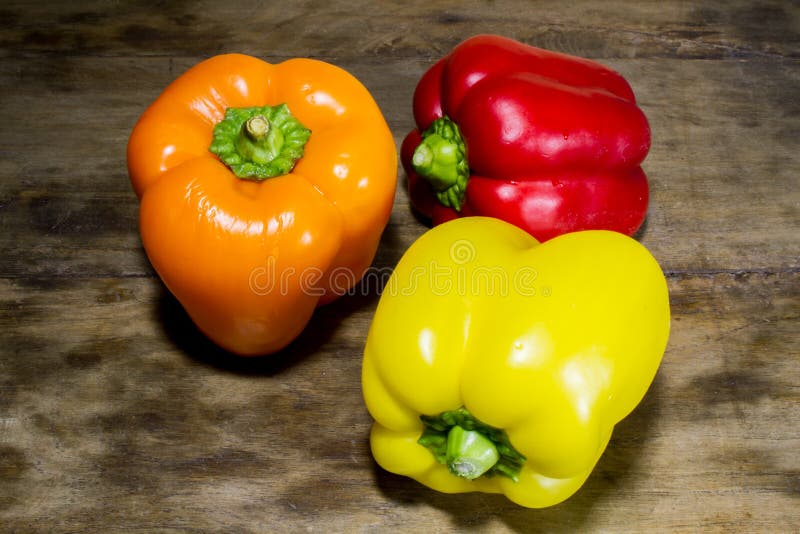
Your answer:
[1,1,798,531]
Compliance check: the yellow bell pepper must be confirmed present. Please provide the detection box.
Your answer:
[362,217,670,508]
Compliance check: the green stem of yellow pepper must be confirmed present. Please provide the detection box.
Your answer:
[418,407,526,482]
[446,425,500,479]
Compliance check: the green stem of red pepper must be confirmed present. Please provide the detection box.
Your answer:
[209,103,311,180]
[411,116,469,211]
[418,407,526,482]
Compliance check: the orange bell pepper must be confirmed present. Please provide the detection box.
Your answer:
[127,54,397,356]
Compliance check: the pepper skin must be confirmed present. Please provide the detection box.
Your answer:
[362,217,670,508]
[128,54,396,355]
[402,34,651,242]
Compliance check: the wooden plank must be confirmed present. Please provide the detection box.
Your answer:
[0,0,797,60]
[0,55,797,278]
[0,270,797,531]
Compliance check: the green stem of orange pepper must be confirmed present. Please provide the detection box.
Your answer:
[209,103,311,180]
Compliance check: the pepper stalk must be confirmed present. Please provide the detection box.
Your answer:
[418,407,526,482]
[411,116,470,211]
[209,103,311,180]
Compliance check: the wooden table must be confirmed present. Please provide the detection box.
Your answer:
[1,1,798,531]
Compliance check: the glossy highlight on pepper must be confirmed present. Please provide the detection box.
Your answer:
[127,54,397,355]
[362,217,670,508]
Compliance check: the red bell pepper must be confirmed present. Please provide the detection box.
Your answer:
[402,34,652,241]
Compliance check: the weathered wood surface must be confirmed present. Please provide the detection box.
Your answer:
[1,1,798,532]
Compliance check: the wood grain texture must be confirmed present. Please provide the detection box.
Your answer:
[1,0,798,532]
[0,0,797,59]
